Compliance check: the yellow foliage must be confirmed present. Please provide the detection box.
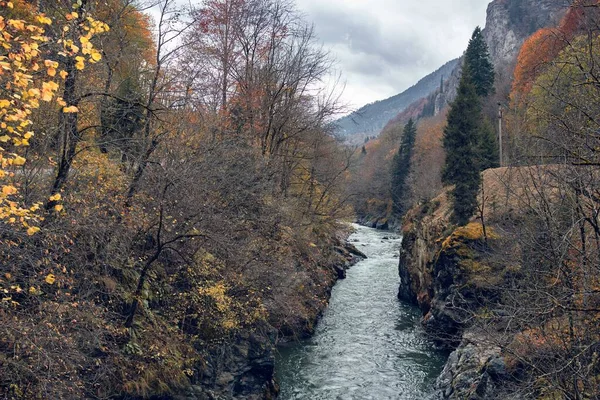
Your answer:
[49,193,61,202]
[45,274,56,284]
[0,2,108,233]
[442,223,499,249]
[62,105,78,113]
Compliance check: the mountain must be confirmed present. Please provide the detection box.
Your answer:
[334,59,459,143]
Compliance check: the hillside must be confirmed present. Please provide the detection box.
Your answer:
[333,59,459,143]
[396,1,600,398]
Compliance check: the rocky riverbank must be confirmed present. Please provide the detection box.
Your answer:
[398,168,539,399]
[182,236,366,400]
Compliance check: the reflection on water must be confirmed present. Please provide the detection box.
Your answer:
[275,224,447,399]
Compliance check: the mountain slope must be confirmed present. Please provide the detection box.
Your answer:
[334,59,459,142]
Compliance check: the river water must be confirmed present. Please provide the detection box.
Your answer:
[275,224,447,399]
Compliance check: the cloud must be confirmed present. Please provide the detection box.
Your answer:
[296,0,489,109]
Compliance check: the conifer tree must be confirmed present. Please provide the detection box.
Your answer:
[442,68,482,225]
[464,26,495,97]
[477,117,500,170]
[391,118,417,216]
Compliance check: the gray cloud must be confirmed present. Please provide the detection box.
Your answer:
[297,0,489,109]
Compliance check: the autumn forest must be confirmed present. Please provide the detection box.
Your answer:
[1,0,600,399]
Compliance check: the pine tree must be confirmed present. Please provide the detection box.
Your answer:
[442,68,482,225]
[391,118,417,216]
[464,26,495,97]
[477,117,499,170]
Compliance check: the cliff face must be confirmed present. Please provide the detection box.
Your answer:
[483,0,569,64]
[425,0,568,116]
[399,167,542,399]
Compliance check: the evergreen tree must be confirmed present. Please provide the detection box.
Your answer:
[477,117,499,170]
[391,118,417,216]
[464,26,495,97]
[442,68,482,225]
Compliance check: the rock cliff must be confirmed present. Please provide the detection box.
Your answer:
[399,167,547,398]
[416,0,569,118]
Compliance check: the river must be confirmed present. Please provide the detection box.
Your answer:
[275,224,447,399]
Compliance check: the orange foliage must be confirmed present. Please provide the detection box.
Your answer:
[512,1,599,101]
[411,109,447,202]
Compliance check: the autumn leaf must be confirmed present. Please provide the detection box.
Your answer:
[27,226,40,236]
[75,56,85,70]
[49,193,61,202]
[90,50,101,62]
[41,81,59,102]
[36,15,52,25]
[12,156,26,166]
[62,105,78,113]
[2,185,17,196]
[45,274,56,284]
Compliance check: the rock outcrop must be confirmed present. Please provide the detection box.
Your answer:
[483,0,568,65]
[399,167,544,399]
[432,332,508,400]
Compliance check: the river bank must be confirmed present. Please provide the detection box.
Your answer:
[183,230,367,400]
[276,225,447,399]
[397,167,597,399]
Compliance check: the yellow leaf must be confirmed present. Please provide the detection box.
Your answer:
[54,204,63,212]
[49,193,61,202]
[45,273,56,284]
[75,56,84,70]
[62,105,78,113]
[41,81,59,102]
[44,60,59,68]
[8,20,24,30]
[36,15,52,25]
[12,156,26,166]
[27,226,40,236]
[24,132,33,139]
[0,135,10,143]
[90,50,101,62]
[2,185,17,196]
[0,99,10,108]
[59,70,68,79]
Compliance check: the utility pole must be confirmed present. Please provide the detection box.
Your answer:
[498,103,503,167]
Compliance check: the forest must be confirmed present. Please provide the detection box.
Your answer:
[0,0,359,398]
[2,0,600,399]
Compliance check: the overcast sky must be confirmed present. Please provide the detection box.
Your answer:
[295,0,489,110]
[148,0,489,111]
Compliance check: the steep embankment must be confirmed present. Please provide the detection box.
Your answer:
[398,167,529,398]
[398,166,597,399]
[163,235,367,400]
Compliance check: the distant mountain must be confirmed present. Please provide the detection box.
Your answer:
[334,59,459,142]
[380,0,569,134]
